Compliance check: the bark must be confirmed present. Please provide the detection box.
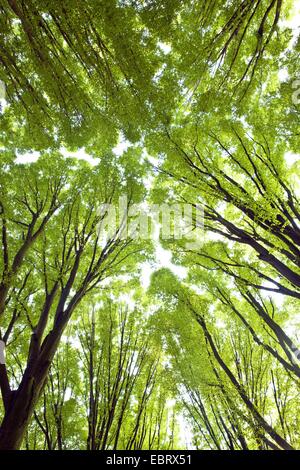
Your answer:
[0,308,68,449]
[0,365,48,449]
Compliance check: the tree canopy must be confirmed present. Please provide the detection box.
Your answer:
[0,0,300,451]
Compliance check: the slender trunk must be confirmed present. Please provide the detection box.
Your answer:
[196,315,295,451]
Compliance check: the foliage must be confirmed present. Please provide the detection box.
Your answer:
[0,0,300,451]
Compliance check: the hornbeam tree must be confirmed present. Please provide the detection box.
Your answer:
[0,152,145,449]
[0,0,299,452]
[0,0,183,149]
[149,269,299,449]
[29,338,84,450]
[77,300,179,450]
[23,300,180,450]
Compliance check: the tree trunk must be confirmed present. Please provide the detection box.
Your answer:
[196,315,295,451]
[0,374,43,450]
[0,334,58,449]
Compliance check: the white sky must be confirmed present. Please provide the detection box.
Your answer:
[14,137,130,165]
[280,0,300,31]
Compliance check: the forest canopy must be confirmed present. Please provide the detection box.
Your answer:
[0,0,300,451]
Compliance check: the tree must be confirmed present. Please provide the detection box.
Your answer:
[1,0,300,451]
[0,0,182,149]
[22,299,181,450]
[149,269,299,449]
[0,152,145,449]
[29,337,85,450]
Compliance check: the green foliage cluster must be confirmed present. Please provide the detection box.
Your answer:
[0,0,300,451]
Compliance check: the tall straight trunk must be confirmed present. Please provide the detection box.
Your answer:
[0,366,48,449]
[196,315,295,451]
[0,315,68,449]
